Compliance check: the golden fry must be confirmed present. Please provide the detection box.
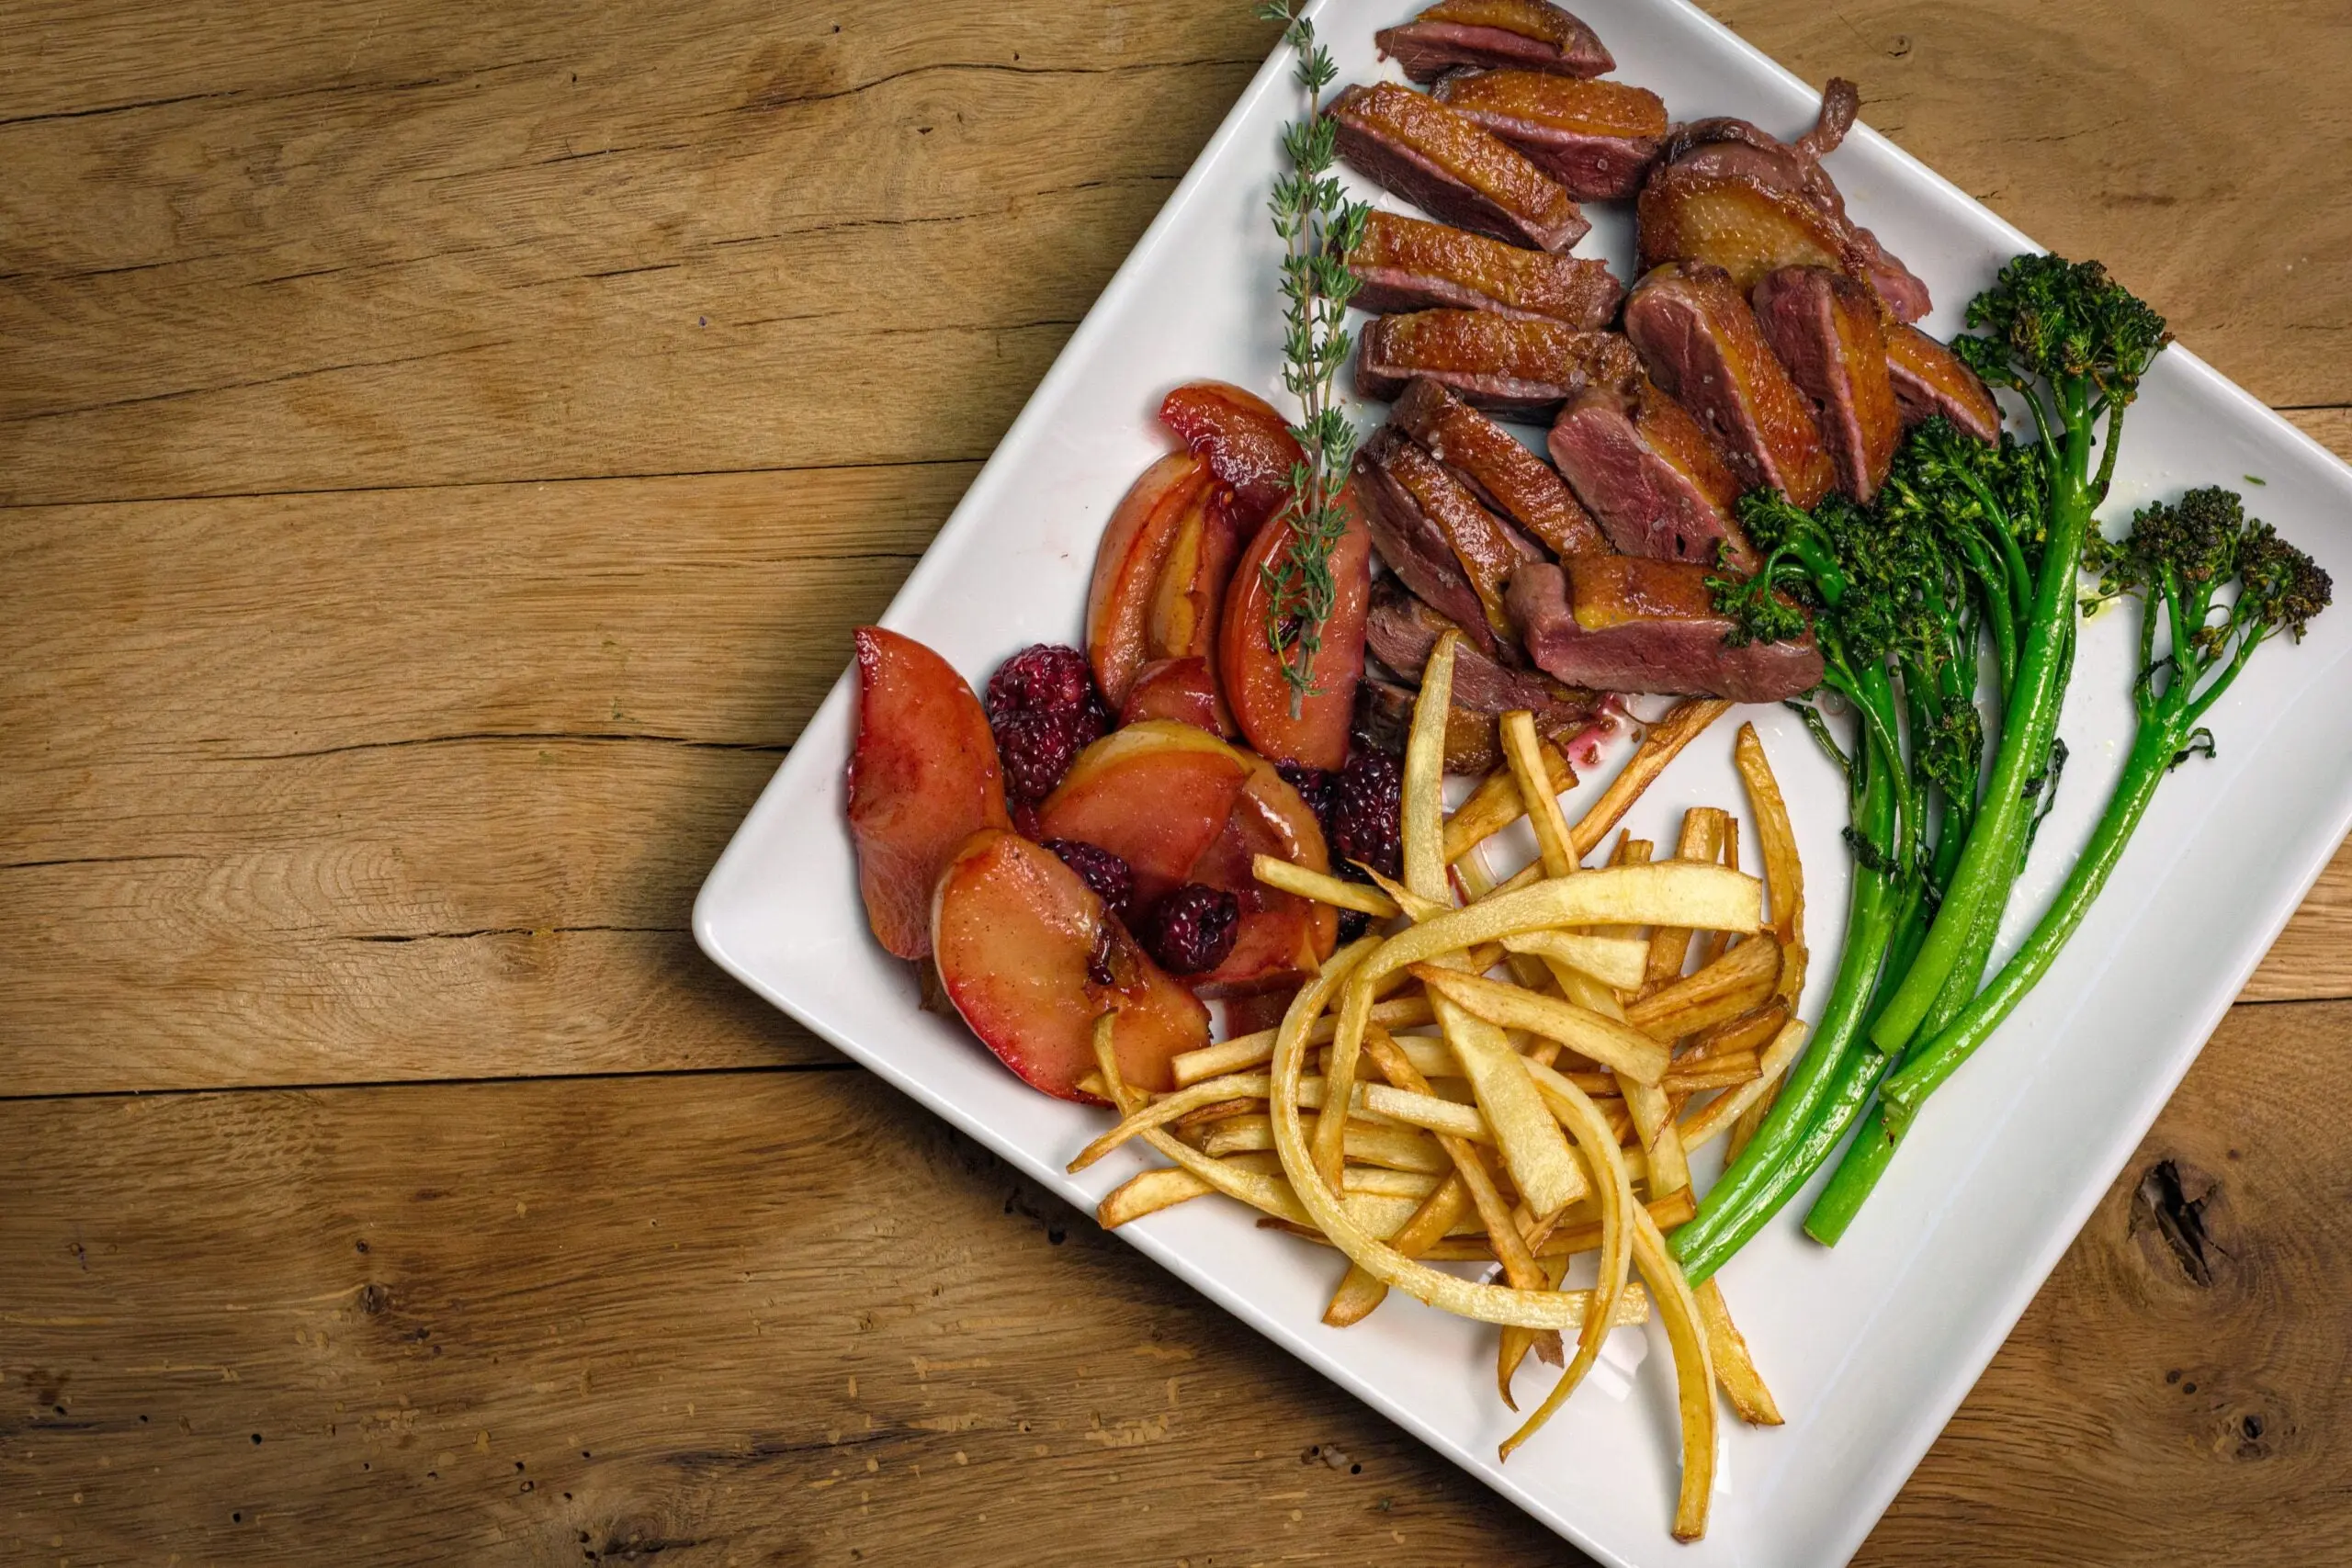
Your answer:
[1643,807,1727,990]
[1679,1019,1810,1153]
[1625,932,1784,1042]
[1500,1059,1636,1455]
[1735,721,1804,946]
[1252,853,1401,918]
[1170,996,1434,1087]
[1500,711,1578,878]
[1324,1172,1470,1326]
[1413,964,1671,1085]
[1402,630,1460,902]
[1096,1166,1210,1227]
[1568,698,1734,859]
[1499,929,1650,992]
[1442,739,1577,864]
[1695,1277,1783,1427]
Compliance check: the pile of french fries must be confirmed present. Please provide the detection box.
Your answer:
[1077,634,1811,1542]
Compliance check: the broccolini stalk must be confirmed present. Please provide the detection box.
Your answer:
[1673,489,1951,1281]
[1677,412,2054,1279]
[1877,491,2330,1123]
[1869,256,2171,1055]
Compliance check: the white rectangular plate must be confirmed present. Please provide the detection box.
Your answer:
[695,4,2352,1562]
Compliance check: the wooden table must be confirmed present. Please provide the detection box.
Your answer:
[6,1,2349,1561]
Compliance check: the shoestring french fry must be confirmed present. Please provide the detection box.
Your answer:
[1442,738,1577,865]
[1414,964,1671,1085]
[1500,1061,1636,1452]
[1362,1024,1554,1405]
[1644,807,1726,991]
[1679,1019,1811,1153]
[1066,671,1807,1551]
[1253,854,1402,919]
[1695,1277,1783,1427]
[1501,711,1578,879]
[1171,996,1434,1086]
[1624,933,1784,1042]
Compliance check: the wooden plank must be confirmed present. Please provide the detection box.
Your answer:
[5,1000,2347,1565]
[0,745,840,1095]
[2,465,957,760]
[0,0,1270,504]
[0,466,983,1094]
[1703,0,2352,412]
[0,1063,1578,1566]
[7,0,2352,506]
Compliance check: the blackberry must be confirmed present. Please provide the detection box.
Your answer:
[1043,839,1136,923]
[986,643,1113,802]
[1327,748,1404,881]
[1139,883,1239,976]
[1274,762,1333,823]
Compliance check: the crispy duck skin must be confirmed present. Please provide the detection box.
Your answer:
[1347,210,1622,326]
[1353,433,1506,659]
[1329,84,1588,254]
[1623,262,1836,507]
[1509,557,1825,703]
[1357,308,1640,419]
[1433,70,1667,201]
[1637,78,1930,323]
[1884,322,2004,442]
[1391,377,1608,558]
[1374,0,1612,85]
[1749,265,1900,502]
[1363,424,1544,646]
[1545,380,1752,569]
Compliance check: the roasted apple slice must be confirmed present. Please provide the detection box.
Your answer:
[1218,485,1374,772]
[846,627,1011,959]
[932,829,1210,1101]
[1181,756,1340,995]
[1035,721,1252,907]
[1159,380,1304,530]
[1087,452,1219,709]
[1119,656,1230,734]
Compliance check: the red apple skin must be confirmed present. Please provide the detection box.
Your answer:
[846,627,1011,959]
[1034,722,1250,908]
[1182,756,1339,995]
[1159,381,1305,530]
[1087,453,1215,710]
[1145,486,1245,683]
[1216,483,1374,772]
[932,829,1210,1101]
[1118,656,1233,735]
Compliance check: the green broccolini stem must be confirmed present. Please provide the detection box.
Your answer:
[1673,701,1906,1284]
[1871,381,2101,1052]
[1877,718,2173,1127]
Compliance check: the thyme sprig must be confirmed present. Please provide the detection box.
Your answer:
[1257,0,1370,713]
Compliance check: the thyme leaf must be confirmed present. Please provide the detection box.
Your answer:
[1256,0,1370,715]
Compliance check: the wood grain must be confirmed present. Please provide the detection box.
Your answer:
[5,1002,2346,1566]
[1,465,981,1093]
[0,0,1270,504]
